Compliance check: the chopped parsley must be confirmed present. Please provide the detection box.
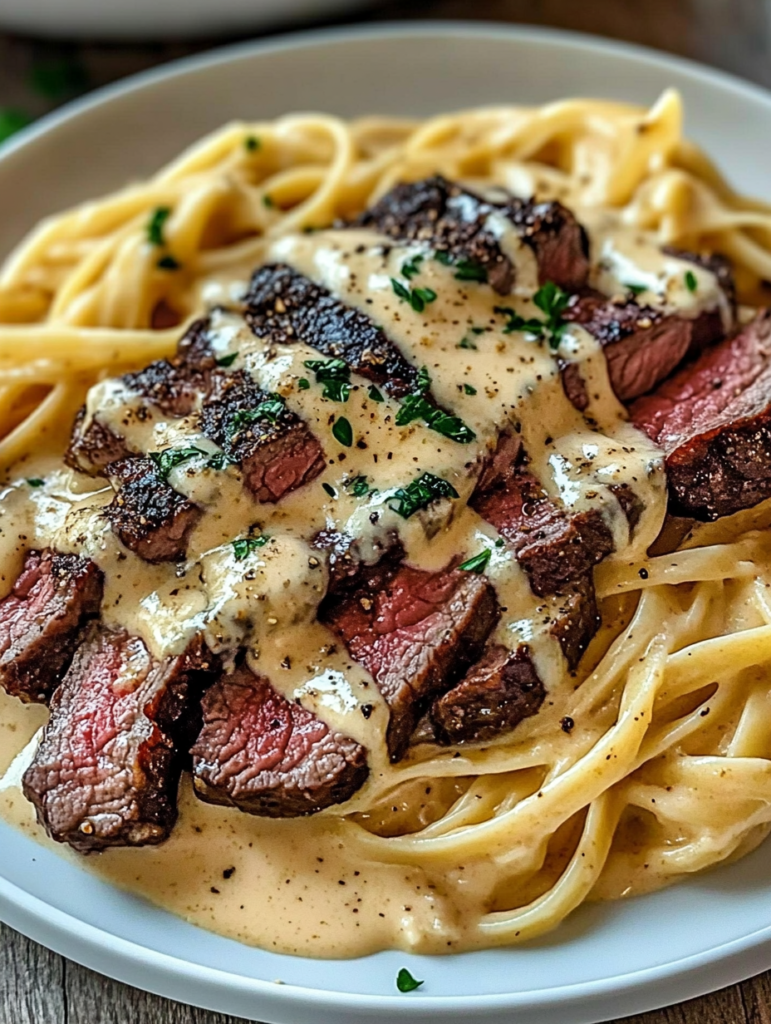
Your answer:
[244,135,261,152]
[231,393,286,433]
[157,254,181,271]
[685,269,698,293]
[206,452,236,471]
[345,475,372,497]
[0,109,31,144]
[396,968,424,993]
[332,416,353,447]
[298,378,311,390]
[26,477,45,488]
[388,472,459,519]
[471,327,486,335]
[149,446,206,480]
[391,278,437,314]
[215,352,239,367]
[494,281,571,351]
[458,336,477,350]
[458,549,492,574]
[263,194,275,208]
[624,282,648,297]
[395,368,476,444]
[304,358,351,402]
[367,384,384,402]
[401,254,424,279]
[232,535,269,560]
[147,206,171,247]
[434,250,453,265]
[452,258,488,282]
[463,383,477,395]
[495,537,505,548]
[322,482,337,498]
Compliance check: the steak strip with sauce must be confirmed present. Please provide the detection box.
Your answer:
[0,550,103,704]
[191,664,369,816]
[631,309,771,520]
[23,627,218,853]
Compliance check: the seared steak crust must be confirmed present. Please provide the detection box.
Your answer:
[631,309,771,520]
[322,561,499,760]
[199,368,326,502]
[245,263,420,398]
[0,550,103,704]
[23,627,217,853]
[357,175,590,293]
[106,456,202,563]
[191,665,369,816]
[430,643,545,743]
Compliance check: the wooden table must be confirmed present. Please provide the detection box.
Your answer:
[1,1,770,1021]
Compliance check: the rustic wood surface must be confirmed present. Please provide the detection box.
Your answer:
[1,1,771,1021]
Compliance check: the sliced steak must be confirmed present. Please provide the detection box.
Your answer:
[0,550,103,704]
[430,643,545,744]
[105,456,202,562]
[23,627,217,853]
[630,309,771,520]
[199,368,325,503]
[313,529,403,596]
[191,665,369,816]
[564,294,729,404]
[322,560,499,760]
[65,319,214,476]
[244,263,421,399]
[357,175,590,293]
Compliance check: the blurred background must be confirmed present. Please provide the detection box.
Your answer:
[0,0,769,147]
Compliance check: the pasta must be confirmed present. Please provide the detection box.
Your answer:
[2,89,771,956]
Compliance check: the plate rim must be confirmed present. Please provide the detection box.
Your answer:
[2,19,771,1022]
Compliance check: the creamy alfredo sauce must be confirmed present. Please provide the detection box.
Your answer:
[0,209,728,955]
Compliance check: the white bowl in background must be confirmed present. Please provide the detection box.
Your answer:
[2,23,771,1024]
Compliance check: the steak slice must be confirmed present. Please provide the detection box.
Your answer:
[322,561,499,760]
[105,456,202,563]
[564,294,730,404]
[199,368,326,503]
[65,319,214,476]
[244,263,421,399]
[22,627,217,853]
[191,665,368,816]
[357,175,590,293]
[471,440,606,668]
[630,309,771,520]
[430,643,545,744]
[0,550,103,704]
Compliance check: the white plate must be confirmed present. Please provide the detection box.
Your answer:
[2,23,771,1024]
[0,0,374,41]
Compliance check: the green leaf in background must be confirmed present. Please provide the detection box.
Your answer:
[0,109,31,144]
[30,57,89,101]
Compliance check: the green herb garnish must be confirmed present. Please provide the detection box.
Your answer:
[231,393,286,433]
[391,278,437,314]
[685,269,698,293]
[332,417,353,447]
[215,352,238,367]
[206,452,236,471]
[494,306,545,337]
[388,472,459,519]
[322,482,337,498]
[304,358,351,402]
[26,477,45,488]
[401,254,424,280]
[367,385,384,402]
[458,336,477,350]
[149,446,206,481]
[298,378,310,390]
[458,549,492,574]
[624,282,648,297]
[495,537,505,548]
[147,207,171,247]
[346,475,371,497]
[0,109,31,144]
[263,194,275,208]
[434,250,453,266]
[157,254,181,271]
[232,535,269,560]
[244,135,261,152]
[394,368,476,444]
[495,281,571,351]
[396,968,424,993]
[463,383,477,395]
[453,259,488,282]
